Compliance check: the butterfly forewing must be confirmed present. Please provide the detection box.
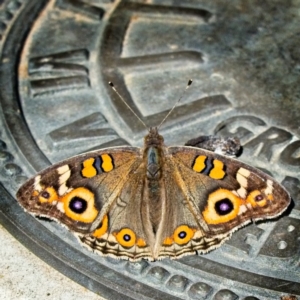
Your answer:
[169,146,291,235]
[17,147,141,234]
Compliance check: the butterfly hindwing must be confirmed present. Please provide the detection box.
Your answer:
[80,163,154,261]
[155,156,231,259]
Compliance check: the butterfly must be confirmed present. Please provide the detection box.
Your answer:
[16,81,291,261]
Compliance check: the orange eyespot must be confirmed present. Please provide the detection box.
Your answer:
[60,187,98,223]
[173,225,196,245]
[114,228,136,248]
[202,189,242,224]
[246,190,267,207]
[38,187,58,203]
[92,215,109,238]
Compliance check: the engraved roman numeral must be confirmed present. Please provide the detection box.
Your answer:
[28,49,90,96]
[47,112,128,151]
[100,2,225,134]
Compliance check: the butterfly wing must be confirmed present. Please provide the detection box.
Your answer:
[79,159,155,261]
[17,144,291,261]
[156,146,291,259]
[16,147,143,234]
[17,147,157,260]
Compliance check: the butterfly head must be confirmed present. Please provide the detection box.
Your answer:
[144,127,164,147]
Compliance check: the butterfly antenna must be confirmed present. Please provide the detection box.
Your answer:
[108,82,148,130]
[158,79,193,129]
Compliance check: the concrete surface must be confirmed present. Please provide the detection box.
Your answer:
[0,224,104,300]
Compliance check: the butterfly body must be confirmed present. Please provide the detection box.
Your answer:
[17,127,291,261]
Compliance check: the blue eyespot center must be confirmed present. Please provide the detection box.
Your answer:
[123,234,131,241]
[69,197,87,214]
[41,191,50,199]
[178,231,187,239]
[255,194,264,201]
[215,198,234,215]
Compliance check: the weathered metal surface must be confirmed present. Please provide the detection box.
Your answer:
[0,0,299,299]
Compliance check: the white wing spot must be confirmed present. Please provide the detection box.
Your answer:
[57,165,70,174]
[236,172,248,188]
[56,202,65,213]
[234,168,250,199]
[236,187,247,199]
[238,167,251,178]
[265,179,274,195]
[57,165,71,196]
[238,204,248,215]
[34,175,42,192]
